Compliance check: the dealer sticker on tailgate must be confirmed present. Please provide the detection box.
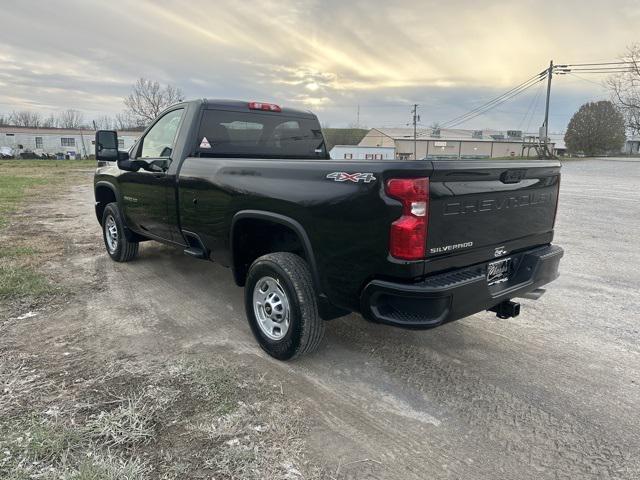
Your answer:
[487,258,511,285]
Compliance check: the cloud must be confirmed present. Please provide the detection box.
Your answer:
[0,0,637,131]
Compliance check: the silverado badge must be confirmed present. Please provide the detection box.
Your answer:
[326,172,376,183]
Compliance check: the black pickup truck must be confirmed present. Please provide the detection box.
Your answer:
[94,99,563,360]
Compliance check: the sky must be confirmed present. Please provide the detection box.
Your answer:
[0,0,638,133]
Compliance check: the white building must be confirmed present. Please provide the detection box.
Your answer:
[0,126,140,159]
[623,135,640,154]
[359,127,553,160]
[330,145,395,160]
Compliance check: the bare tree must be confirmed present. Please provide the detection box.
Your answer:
[9,110,42,127]
[608,44,640,134]
[0,113,8,126]
[92,115,115,130]
[41,114,57,128]
[57,109,84,129]
[114,113,138,130]
[124,78,184,126]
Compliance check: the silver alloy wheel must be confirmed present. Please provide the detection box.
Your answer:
[252,276,291,340]
[105,215,119,253]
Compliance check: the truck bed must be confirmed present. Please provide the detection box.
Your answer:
[177,157,561,312]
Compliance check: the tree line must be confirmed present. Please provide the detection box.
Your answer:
[0,78,183,131]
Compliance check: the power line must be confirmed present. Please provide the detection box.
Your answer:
[566,72,608,88]
[557,69,634,75]
[562,67,635,72]
[559,61,635,67]
[440,72,546,128]
[518,79,545,130]
[442,76,546,128]
[526,82,545,133]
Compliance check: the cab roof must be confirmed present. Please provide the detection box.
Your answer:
[187,99,316,118]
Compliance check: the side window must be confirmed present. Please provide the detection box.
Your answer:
[139,109,184,158]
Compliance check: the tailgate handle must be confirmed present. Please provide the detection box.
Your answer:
[500,169,526,184]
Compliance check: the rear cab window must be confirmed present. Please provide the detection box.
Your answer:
[195,109,327,159]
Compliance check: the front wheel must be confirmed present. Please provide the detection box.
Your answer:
[244,253,324,360]
[102,202,139,262]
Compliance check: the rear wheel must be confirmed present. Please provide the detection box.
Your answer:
[102,202,138,262]
[245,253,324,360]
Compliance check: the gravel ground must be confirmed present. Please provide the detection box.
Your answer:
[2,157,639,479]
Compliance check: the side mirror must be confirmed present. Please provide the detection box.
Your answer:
[95,130,118,161]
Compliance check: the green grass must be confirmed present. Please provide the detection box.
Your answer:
[0,264,54,297]
[0,246,38,259]
[0,176,48,229]
[0,160,94,299]
[0,159,95,170]
[0,418,149,480]
[0,160,94,228]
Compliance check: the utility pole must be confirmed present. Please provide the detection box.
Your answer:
[411,104,419,159]
[356,104,360,129]
[541,60,554,157]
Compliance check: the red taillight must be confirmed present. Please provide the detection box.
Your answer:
[386,178,429,260]
[248,101,281,112]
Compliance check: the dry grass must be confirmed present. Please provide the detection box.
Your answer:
[0,355,324,480]
[198,401,325,479]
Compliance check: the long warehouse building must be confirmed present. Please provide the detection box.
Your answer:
[357,127,555,160]
[0,126,140,159]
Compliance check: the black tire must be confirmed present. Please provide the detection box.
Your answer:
[244,253,324,360]
[102,202,139,262]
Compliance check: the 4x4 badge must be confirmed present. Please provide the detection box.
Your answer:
[326,172,376,183]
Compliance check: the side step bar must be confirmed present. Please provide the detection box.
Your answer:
[182,230,208,260]
[184,247,207,259]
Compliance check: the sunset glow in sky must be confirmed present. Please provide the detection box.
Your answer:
[1,0,638,131]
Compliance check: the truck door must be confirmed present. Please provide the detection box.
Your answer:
[119,108,184,241]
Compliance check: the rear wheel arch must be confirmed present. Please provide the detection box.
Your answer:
[230,211,321,291]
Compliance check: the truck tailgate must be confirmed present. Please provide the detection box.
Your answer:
[427,160,560,266]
